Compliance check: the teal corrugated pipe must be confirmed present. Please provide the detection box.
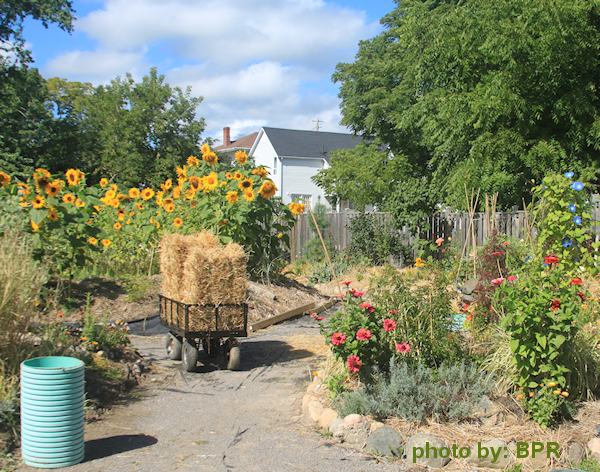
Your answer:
[20,357,85,468]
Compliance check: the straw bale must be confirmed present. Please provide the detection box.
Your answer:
[159,233,189,301]
[180,245,211,305]
[190,230,220,249]
[223,243,247,304]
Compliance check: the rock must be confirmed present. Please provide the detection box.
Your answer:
[462,294,476,302]
[366,426,403,457]
[301,394,315,412]
[588,437,600,461]
[404,433,452,469]
[131,363,142,375]
[248,282,276,300]
[563,441,585,464]
[370,421,385,434]
[474,396,502,418]
[94,350,107,358]
[463,278,479,294]
[514,442,553,470]
[317,408,337,429]
[329,418,345,436]
[306,400,324,422]
[342,420,370,447]
[467,439,510,469]
[343,414,364,426]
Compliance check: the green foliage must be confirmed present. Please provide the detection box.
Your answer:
[81,314,131,354]
[307,252,357,285]
[532,173,600,275]
[370,266,468,367]
[335,359,494,423]
[347,212,410,265]
[333,0,600,214]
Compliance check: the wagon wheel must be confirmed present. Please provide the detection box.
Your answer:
[227,346,241,371]
[165,333,182,360]
[181,341,198,372]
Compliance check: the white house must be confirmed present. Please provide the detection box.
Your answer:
[249,127,365,208]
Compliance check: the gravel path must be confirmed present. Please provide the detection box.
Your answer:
[18,311,399,472]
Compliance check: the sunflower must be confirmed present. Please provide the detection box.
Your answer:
[75,198,86,208]
[117,210,126,221]
[164,178,172,190]
[252,167,269,178]
[243,188,255,202]
[17,182,30,195]
[108,199,119,208]
[238,179,253,192]
[47,208,59,222]
[129,188,140,199]
[135,202,144,210]
[89,237,98,245]
[0,171,10,188]
[32,195,45,209]
[116,193,128,202]
[35,175,51,194]
[235,150,248,165]
[173,186,182,199]
[189,176,203,191]
[290,202,306,215]
[65,169,81,186]
[185,189,195,200]
[226,191,238,204]
[110,183,118,192]
[113,222,122,230]
[201,143,211,154]
[189,199,198,208]
[176,165,187,179]
[141,188,155,201]
[163,197,174,207]
[101,239,112,247]
[187,155,199,167]
[30,220,41,232]
[43,181,59,197]
[258,181,277,199]
[156,192,164,207]
[19,197,28,207]
[155,221,160,229]
[203,172,219,191]
[105,190,116,200]
[62,193,76,204]
[233,171,243,181]
[202,151,218,166]
[174,217,183,227]
[164,203,175,213]
[99,178,108,188]
[225,172,234,180]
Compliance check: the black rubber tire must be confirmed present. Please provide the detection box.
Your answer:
[181,341,198,372]
[165,333,182,360]
[227,346,241,371]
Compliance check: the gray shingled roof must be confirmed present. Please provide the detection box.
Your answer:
[262,127,365,160]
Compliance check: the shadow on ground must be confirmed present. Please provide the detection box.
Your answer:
[82,434,157,462]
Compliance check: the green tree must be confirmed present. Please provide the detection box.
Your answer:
[333,0,600,213]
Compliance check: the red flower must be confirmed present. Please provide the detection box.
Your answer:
[383,319,396,331]
[342,281,352,286]
[466,314,473,321]
[57,313,64,317]
[544,255,559,265]
[347,355,361,372]
[359,302,375,312]
[396,342,411,353]
[491,277,505,286]
[576,293,586,302]
[491,252,504,256]
[571,278,583,285]
[461,303,470,312]
[502,242,509,246]
[316,317,324,321]
[507,275,517,282]
[388,310,399,314]
[352,291,366,297]
[331,332,346,346]
[356,328,372,341]
[550,300,561,311]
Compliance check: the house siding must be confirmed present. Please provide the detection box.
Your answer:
[281,158,329,206]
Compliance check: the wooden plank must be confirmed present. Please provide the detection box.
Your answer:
[249,301,317,331]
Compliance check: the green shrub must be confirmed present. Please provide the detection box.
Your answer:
[334,359,494,422]
[307,252,358,285]
[81,313,131,354]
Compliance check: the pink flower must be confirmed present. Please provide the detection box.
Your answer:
[359,302,375,313]
[502,242,509,246]
[356,328,372,341]
[435,237,444,246]
[388,310,399,314]
[331,332,346,346]
[491,252,504,256]
[352,291,366,297]
[316,317,324,321]
[491,277,505,286]
[396,342,411,353]
[342,281,352,286]
[347,355,361,372]
[383,319,396,332]
[507,275,517,282]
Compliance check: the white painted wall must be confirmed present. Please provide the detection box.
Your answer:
[281,158,329,206]
[249,131,282,197]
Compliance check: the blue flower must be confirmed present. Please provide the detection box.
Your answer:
[562,237,573,247]
[574,216,582,225]
[569,203,576,212]
[565,171,574,178]
[524,256,531,263]
[571,182,584,191]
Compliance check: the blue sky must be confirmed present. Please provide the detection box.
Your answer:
[22,0,396,143]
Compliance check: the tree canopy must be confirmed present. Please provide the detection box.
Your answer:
[330,0,600,215]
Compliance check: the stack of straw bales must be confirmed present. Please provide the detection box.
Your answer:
[159,231,247,332]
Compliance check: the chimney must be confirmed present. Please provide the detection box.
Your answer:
[223,127,231,146]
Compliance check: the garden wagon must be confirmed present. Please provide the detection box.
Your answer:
[159,294,248,372]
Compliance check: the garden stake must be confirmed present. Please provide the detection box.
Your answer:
[306,201,347,316]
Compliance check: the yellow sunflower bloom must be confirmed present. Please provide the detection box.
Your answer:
[185,189,195,200]
[164,203,175,213]
[289,202,305,215]
[99,178,108,188]
[32,195,45,209]
[75,198,85,208]
[238,178,253,192]
[235,150,248,165]
[155,221,160,229]
[233,171,243,181]
[17,182,30,195]
[89,237,98,245]
[129,188,140,199]
[189,199,198,208]
[108,199,120,208]
[30,220,40,232]
[135,202,144,210]
[163,198,174,207]
[226,172,234,180]
[202,151,218,166]
[243,188,255,202]
[44,181,61,197]
[174,217,183,227]
[173,186,181,199]
[203,172,219,191]
[118,210,125,221]
[110,183,118,192]
[0,171,11,188]
[113,222,122,230]
[258,181,277,199]
[141,188,155,201]
[62,193,75,204]
[252,167,269,178]
[65,169,81,186]
[201,143,211,154]
[19,197,28,207]
[226,191,238,204]
[47,208,59,221]
[189,176,203,191]
[164,179,172,190]
[187,155,199,167]
[105,190,116,200]
[101,239,112,247]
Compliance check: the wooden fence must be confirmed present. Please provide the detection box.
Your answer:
[289,202,600,266]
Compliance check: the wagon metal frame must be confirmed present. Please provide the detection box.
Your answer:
[159,294,248,372]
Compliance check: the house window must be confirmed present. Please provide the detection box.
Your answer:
[273,157,277,175]
[290,194,311,210]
